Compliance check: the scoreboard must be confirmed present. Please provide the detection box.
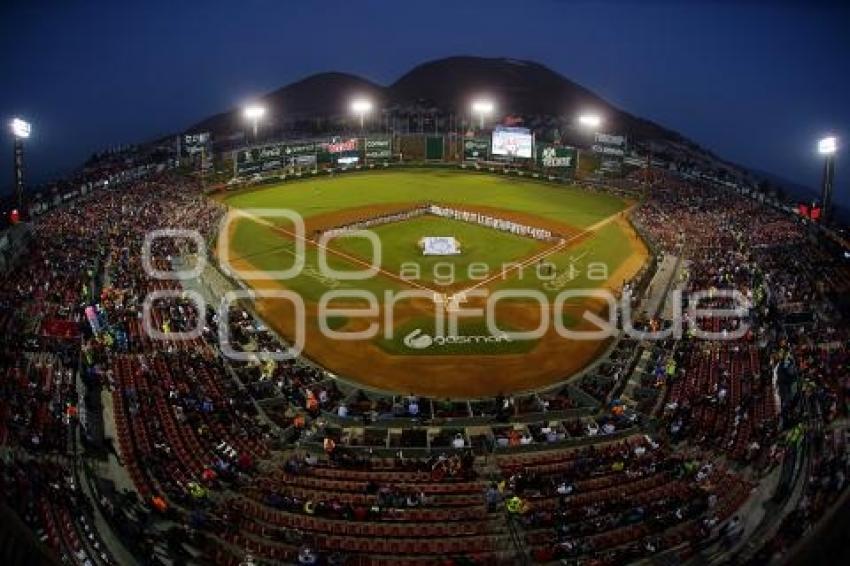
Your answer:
[492,126,533,159]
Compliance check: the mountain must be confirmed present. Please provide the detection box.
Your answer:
[190,72,385,135]
[186,56,688,144]
[387,56,679,141]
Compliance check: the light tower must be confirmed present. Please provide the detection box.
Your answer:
[243,105,266,140]
[575,114,603,173]
[471,99,494,131]
[351,98,373,131]
[818,136,837,222]
[10,117,31,217]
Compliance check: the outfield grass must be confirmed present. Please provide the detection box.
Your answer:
[331,215,545,286]
[494,221,637,297]
[228,218,395,301]
[224,169,626,228]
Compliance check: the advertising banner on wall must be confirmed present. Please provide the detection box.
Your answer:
[594,133,625,146]
[329,138,361,165]
[284,141,322,156]
[463,138,490,160]
[235,145,281,175]
[592,145,626,157]
[182,132,211,156]
[592,132,626,157]
[537,144,577,168]
[325,138,358,154]
[364,137,392,159]
[291,154,317,167]
[235,138,362,175]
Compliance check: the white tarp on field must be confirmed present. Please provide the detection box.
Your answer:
[421,236,461,255]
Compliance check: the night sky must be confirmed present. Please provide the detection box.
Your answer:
[1,0,848,206]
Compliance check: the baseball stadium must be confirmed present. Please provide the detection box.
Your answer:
[1,4,849,566]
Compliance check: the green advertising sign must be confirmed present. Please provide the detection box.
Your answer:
[280,140,330,165]
[537,144,577,168]
[235,138,361,174]
[463,138,489,160]
[283,141,322,156]
[364,137,392,159]
[235,145,285,175]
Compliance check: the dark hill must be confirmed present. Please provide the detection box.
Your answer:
[189,72,385,135]
[188,56,685,142]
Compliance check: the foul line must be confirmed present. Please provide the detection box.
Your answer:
[231,210,438,294]
[453,207,635,299]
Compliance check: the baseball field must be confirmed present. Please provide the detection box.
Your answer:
[216,168,648,397]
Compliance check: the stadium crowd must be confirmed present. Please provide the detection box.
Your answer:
[0,166,847,565]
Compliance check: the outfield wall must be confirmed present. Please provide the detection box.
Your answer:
[225,132,588,181]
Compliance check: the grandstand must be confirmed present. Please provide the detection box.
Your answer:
[1,65,848,566]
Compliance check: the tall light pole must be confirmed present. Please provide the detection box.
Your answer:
[351,99,373,131]
[10,117,31,217]
[576,114,602,173]
[471,100,494,131]
[818,135,838,222]
[243,105,266,141]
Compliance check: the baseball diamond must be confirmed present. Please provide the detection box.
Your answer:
[218,169,648,397]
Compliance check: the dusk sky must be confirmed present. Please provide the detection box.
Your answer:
[1,0,848,205]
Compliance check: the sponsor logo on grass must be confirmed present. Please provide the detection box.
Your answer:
[402,328,512,350]
[403,329,434,349]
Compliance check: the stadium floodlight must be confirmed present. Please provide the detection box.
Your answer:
[818,136,837,155]
[10,117,31,139]
[471,99,494,129]
[10,117,31,220]
[578,114,602,129]
[243,105,266,120]
[351,98,373,130]
[818,135,838,222]
[243,105,266,139]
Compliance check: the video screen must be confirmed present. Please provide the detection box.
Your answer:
[491,127,533,158]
